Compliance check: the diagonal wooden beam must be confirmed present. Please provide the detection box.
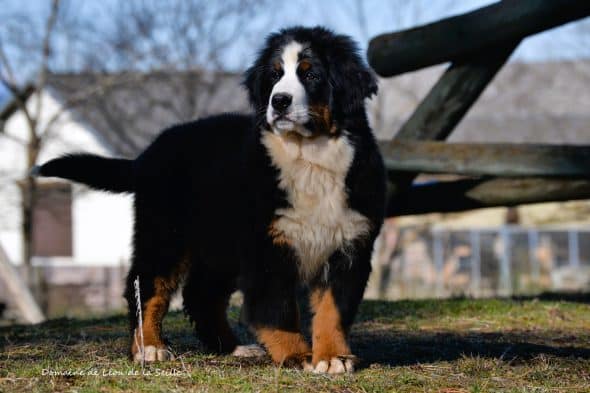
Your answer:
[386,43,518,215]
[368,0,590,77]
[391,43,518,143]
[380,141,590,178]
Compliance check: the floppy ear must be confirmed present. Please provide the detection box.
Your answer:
[243,60,263,109]
[243,31,284,110]
[327,34,378,116]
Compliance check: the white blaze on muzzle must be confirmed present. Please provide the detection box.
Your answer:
[266,41,310,135]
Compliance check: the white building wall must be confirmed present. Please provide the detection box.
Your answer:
[72,190,132,265]
[0,91,132,266]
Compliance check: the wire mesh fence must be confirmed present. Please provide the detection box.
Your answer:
[375,226,590,300]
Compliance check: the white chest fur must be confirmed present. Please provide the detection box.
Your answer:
[261,131,370,281]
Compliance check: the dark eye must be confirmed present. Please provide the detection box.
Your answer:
[305,71,319,82]
[270,69,281,81]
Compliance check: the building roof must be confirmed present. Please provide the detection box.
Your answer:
[44,70,250,157]
[371,59,590,144]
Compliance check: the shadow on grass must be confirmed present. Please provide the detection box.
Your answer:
[352,329,590,368]
[2,294,589,369]
[352,293,590,368]
[512,291,590,304]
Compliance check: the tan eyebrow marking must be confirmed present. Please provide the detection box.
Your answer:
[273,62,282,71]
[299,60,311,72]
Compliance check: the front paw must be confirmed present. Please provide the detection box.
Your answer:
[133,345,175,363]
[304,355,356,374]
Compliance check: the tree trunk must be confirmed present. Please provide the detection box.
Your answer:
[22,137,46,311]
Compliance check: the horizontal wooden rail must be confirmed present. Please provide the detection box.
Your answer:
[368,0,590,77]
[389,177,590,216]
[380,141,590,178]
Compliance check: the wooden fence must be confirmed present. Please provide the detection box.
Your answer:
[368,0,590,217]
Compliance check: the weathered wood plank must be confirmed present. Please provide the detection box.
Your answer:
[368,0,590,77]
[389,177,590,216]
[380,141,590,178]
[0,243,45,324]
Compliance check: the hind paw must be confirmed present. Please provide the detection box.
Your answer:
[231,344,266,357]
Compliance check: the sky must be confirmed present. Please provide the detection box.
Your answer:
[1,0,589,105]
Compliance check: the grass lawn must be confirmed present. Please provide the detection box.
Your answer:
[1,295,590,392]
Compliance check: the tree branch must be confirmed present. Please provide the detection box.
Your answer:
[0,78,36,134]
[33,0,61,130]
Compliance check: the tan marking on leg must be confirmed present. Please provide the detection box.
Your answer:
[143,278,171,342]
[310,288,351,365]
[256,328,310,365]
[131,260,188,361]
[131,277,173,359]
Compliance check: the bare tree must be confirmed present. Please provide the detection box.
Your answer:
[0,0,62,301]
[66,0,269,155]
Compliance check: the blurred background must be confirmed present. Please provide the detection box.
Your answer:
[1,0,590,323]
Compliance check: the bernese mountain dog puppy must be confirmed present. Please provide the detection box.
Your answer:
[35,26,385,374]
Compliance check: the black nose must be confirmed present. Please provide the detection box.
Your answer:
[271,93,292,112]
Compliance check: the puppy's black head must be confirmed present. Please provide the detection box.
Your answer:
[243,26,377,137]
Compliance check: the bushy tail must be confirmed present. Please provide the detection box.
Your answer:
[32,153,135,193]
